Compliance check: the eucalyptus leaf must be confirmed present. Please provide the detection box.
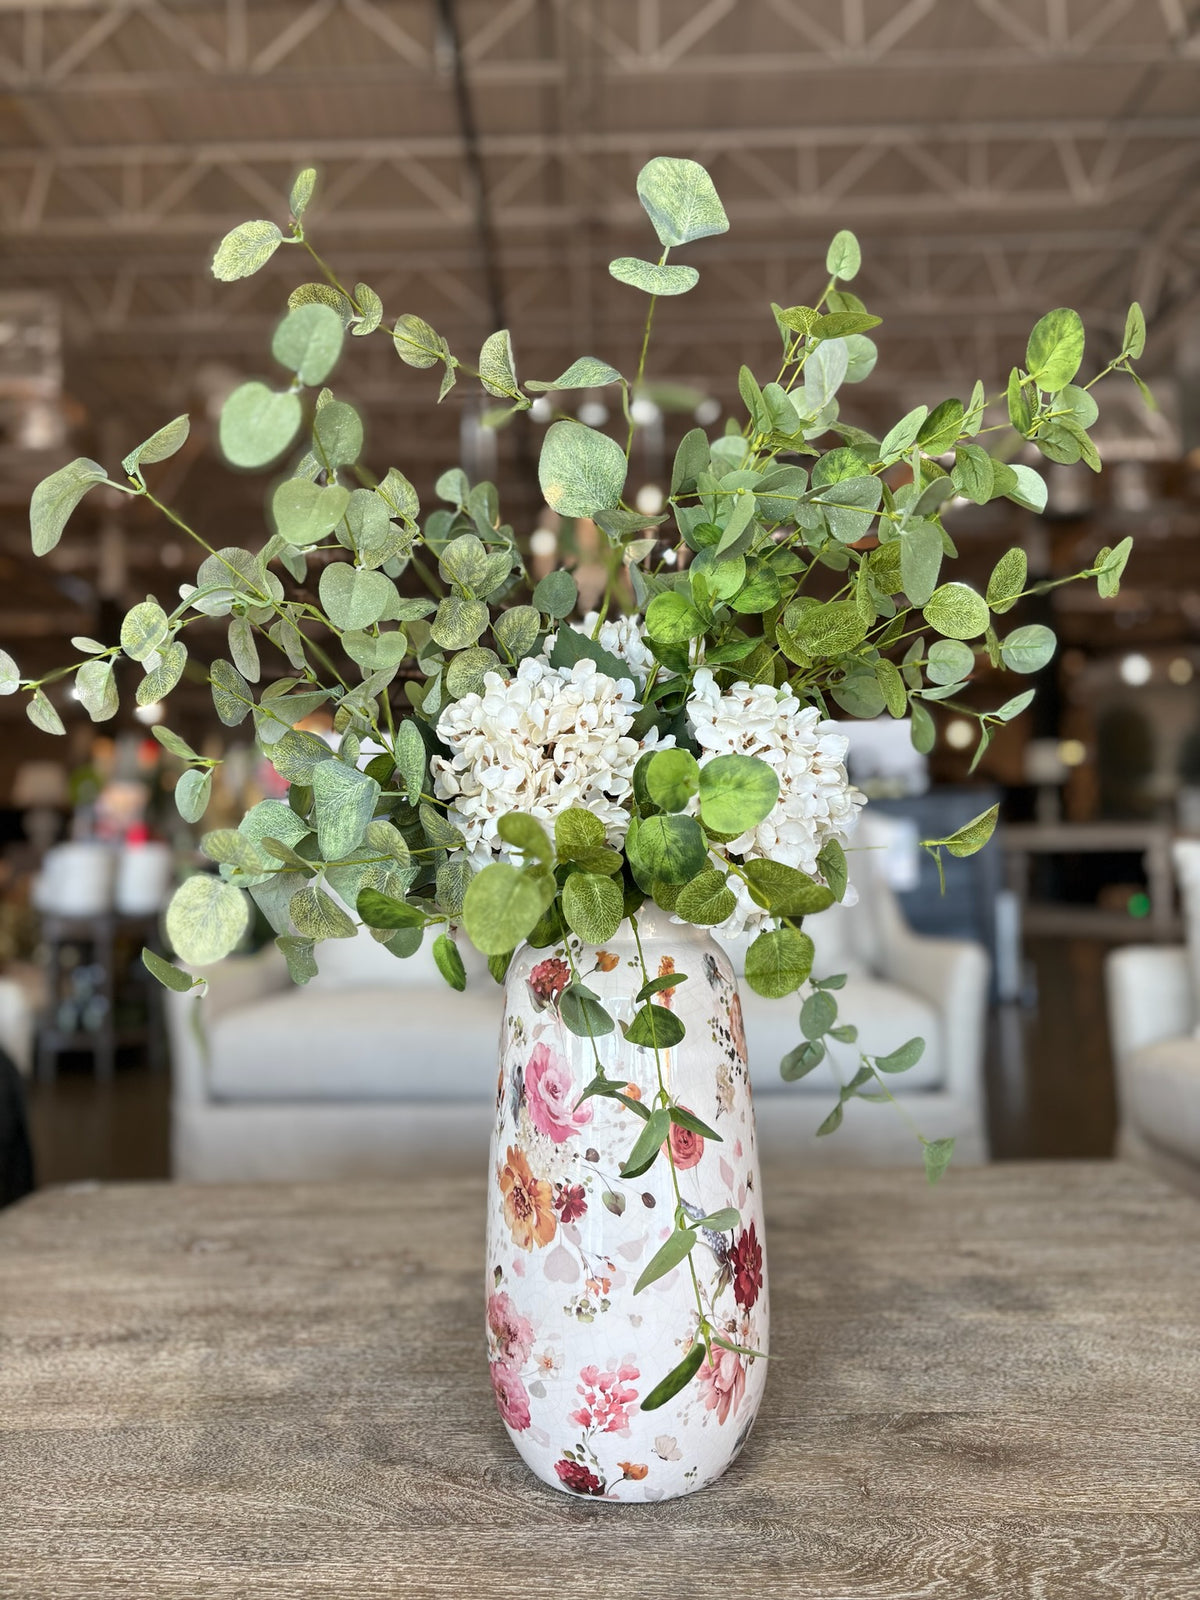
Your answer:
[538,420,627,518]
[211,219,282,282]
[30,458,108,556]
[608,258,699,296]
[166,873,249,964]
[636,156,729,247]
[272,302,345,386]
[219,382,301,470]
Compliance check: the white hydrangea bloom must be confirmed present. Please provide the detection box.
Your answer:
[686,667,865,937]
[433,656,673,867]
[540,610,663,681]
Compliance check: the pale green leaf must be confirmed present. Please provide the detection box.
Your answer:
[479,329,520,399]
[312,760,380,861]
[219,382,302,470]
[166,873,249,963]
[608,257,699,296]
[211,219,282,282]
[826,228,861,281]
[122,414,190,480]
[271,302,345,386]
[273,477,350,547]
[75,658,118,721]
[30,458,108,556]
[526,357,623,392]
[538,419,627,518]
[636,156,729,247]
[1026,308,1085,391]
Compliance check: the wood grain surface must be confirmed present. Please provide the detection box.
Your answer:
[1,1162,1197,1599]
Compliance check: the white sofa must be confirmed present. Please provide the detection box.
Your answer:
[1105,840,1200,1196]
[168,857,989,1181]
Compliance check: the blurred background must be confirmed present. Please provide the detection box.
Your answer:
[1,0,1199,1192]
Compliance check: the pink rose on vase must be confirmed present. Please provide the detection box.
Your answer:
[525,1044,593,1143]
[490,1359,532,1431]
[696,1344,746,1425]
[487,1290,534,1364]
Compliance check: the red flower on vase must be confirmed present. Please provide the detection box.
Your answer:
[553,1181,588,1224]
[728,1220,763,1311]
[554,1459,605,1496]
[527,957,570,1009]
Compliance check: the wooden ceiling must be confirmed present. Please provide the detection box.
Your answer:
[0,0,1198,738]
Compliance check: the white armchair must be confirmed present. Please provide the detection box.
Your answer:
[1105,845,1200,1197]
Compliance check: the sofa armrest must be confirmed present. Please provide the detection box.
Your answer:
[166,945,290,1104]
[877,926,990,1105]
[1105,946,1194,1069]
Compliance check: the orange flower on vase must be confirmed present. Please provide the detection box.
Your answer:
[619,1461,649,1481]
[657,955,677,1007]
[594,950,620,972]
[499,1145,557,1251]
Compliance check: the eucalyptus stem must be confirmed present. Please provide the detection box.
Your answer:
[629,913,711,1352]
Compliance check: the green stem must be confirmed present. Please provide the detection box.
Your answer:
[629,913,711,1352]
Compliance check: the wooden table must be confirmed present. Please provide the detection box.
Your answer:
[2,1164,1197,1599]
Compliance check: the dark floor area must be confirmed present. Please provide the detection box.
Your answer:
[20,938,1119,1187]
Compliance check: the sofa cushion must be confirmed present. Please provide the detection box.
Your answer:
[305,926,490,993]
[742,976,943,1094]
[207,983,504,1101]
[1124,1037,1200,1166]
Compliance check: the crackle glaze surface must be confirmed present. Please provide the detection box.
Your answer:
[484,913,769,1502]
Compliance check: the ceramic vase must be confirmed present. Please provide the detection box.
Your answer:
[484,910,769,1501]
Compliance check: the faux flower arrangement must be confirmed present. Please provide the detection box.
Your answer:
[11,156,1141,1243]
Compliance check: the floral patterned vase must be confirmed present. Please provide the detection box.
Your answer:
[485,911,768,1501]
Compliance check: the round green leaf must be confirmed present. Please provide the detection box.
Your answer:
[219,382,302,470]
[1000,624,1056,674]
[392,313,445,369]
[430,595,489,651]
[290,885,356,940]
[26,689,64,736]
[926,639,975,686]
[923,583,990,641]
[826,228,861,281]
[352,283,383,337]
[636,157,729,248]
[698,754,779,835]
[741,860,834,917]
[75,658,118,722]
[533,570,578,620]
[1026,308,1085,392]
[211,219,282,282]
[318,564,394,631]
[562,871,624,945]
[496,812,554,864]
[645,591,705,644]
[646,749,700,812]
[174,768,212,824]
[120,601,169,663]
[538,420,627,518]
[0,648,19,695]
[743,927,814,999]
[634,814,708,885]
[463,863,549,955]
[166,873,249,965]
[273,478,351,547]
[608,258,699,296]
[313,399,363,469]
[271,302,345,386]
[675,869,736,926]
